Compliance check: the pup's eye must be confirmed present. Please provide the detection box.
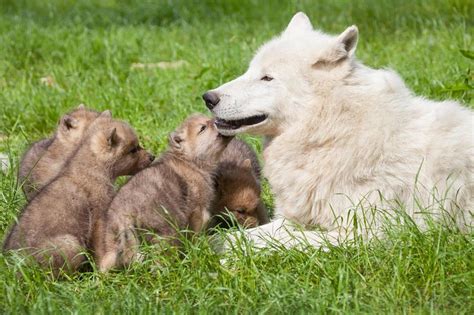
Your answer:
[235,208,246,214]
[130,146,139,154]
[198,125,207,135]
[260,75,273,81]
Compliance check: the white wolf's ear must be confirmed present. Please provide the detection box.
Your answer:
[336,25,358,57]
[284,12,313,35]
[315,25,359,66]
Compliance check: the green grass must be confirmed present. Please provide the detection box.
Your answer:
[0,0,473,313]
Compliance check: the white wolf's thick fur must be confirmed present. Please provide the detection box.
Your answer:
[208,12,473,249]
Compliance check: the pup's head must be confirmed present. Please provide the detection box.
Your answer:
[56,104,100,143]
[203,12,359,136]
[168,114,232,163]
[214,159,264,228]
[89,111,155,177]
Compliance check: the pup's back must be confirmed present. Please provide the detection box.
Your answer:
[18,105,99,200]
[212,139,269,228]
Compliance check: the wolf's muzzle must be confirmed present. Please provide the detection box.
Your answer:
[202,91,220,110]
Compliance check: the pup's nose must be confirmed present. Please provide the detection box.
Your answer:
[202,91,220,110]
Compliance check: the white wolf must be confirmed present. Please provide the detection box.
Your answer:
[203,12,474,249]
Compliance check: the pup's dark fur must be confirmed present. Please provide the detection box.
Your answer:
[3,111,154,274]
[18,105,99,200]
[93,114,231,272]
[211,139,269,228]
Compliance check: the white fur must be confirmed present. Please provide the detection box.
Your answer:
[208,12,474,249]
[0,153,8,173]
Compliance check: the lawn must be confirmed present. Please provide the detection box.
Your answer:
[0,0,473,313]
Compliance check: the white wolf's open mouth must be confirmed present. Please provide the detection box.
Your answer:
[215,115,267,130]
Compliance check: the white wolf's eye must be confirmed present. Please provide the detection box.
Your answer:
[260,75,273,81]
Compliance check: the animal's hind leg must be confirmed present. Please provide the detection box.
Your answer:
[35,234,86,275]
[187,206,213,235]
[98,251,119,272]
[118,228,140,267]
[98,227,139,272]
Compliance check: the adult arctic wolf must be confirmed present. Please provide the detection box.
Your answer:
[203,12,473,249]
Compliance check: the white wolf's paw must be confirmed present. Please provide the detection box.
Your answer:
[209,230,240,254]
[209,229,252,256]
[0,153,9,173]
[213,219,290,256]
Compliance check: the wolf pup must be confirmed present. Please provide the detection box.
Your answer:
[211,139,269,228]
[93,114,232,272]
[18,105,99,200]
[3,111,154,274]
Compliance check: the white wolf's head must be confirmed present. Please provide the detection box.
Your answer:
[203,12,359,136]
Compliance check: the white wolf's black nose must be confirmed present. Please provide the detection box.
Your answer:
[202,91,220,110]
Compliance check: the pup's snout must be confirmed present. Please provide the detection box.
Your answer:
[202,91,220,110]
[149,154,155,162]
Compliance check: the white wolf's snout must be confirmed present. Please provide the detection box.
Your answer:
[203,74,276,137]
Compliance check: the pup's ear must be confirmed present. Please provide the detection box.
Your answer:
[336,25,358,57]
[60,114,79,131]
[77,104,86,110]
[284,12,313,36]
[242,159,252,170]
[168,132,183,150]
[107,128,120,147]
[99,110,112,118]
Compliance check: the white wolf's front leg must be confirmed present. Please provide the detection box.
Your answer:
[221,218,352,252]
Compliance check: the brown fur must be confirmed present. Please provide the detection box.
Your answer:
[3,111,154,275]
[211,139,269,228]
[92,114,232,272]
[18,105,100,200]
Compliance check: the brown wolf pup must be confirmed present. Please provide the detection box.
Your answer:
[3,111,154,275]
[18,105,99,200]
[211,139,269,228]
[93,114,232,272]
